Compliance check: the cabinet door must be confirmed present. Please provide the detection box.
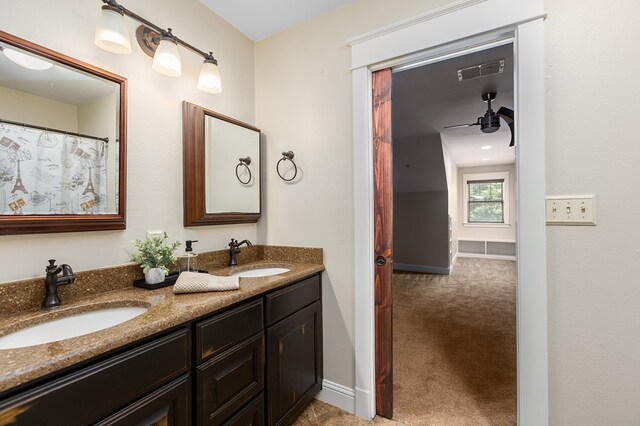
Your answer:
[266,301,322,426]
[95,375,190,426]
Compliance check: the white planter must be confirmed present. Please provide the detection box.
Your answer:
[145,268,165,284]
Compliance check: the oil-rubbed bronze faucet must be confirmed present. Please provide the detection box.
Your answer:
[228,239,252,267]
[42,259,74,309]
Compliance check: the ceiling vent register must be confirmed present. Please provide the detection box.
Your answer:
[457,59,504,81]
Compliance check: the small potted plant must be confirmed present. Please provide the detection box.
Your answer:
[130,232,181,284]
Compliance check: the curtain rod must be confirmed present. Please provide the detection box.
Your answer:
[0,118,110,143]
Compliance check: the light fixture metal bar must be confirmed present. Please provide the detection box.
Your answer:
[101,0,218,63]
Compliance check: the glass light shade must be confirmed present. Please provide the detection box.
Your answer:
[152,38,181,77]
[197,61,222,93]
[94,7,132,54]
[1,48,53,70]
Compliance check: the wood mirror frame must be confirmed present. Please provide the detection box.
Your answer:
[182,101,261,226]
[0,31,127,235]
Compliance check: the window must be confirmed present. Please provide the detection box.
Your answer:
[462,171,510,227]
[468,179,504,223]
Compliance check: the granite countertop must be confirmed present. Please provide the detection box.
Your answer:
[0,247,324,394]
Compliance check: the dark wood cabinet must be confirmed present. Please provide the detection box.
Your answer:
[266,276,322,426]
[194,299,265,426]
[194,274,322,426]
[0,273,322,426]
[0,328,189,425]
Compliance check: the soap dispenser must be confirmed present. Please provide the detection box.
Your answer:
[178,240,199,273]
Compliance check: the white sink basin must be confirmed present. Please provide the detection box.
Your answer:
[0,306,148,350]
[231,267,290,278]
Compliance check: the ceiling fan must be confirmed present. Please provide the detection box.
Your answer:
[444,92,515,146]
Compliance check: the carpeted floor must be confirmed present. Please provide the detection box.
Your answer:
[392,257,517,425]
[294,257,516,425]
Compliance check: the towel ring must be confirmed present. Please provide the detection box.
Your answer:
[235,157,252,185]
[276,151,297,182]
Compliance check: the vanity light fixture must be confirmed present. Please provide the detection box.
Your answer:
[94,2,132,54]
[151,29,181,77]
[0,46,53,70]
[198,54,222,93]
[94,0,222,92]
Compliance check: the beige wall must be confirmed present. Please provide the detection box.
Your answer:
[457,164,516,242]
[0,85,78,131]
[2,0,639,421]
[255,0,452,390]
[545,0,640,423]
[257,0,640,421]
[0,0,256,282]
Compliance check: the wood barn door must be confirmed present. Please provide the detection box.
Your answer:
[372,68,393,419]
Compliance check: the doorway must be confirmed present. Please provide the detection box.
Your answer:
[373,42,518,422]
[351,10,548,424]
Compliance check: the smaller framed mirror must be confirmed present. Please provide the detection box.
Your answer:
[182,101,261,226]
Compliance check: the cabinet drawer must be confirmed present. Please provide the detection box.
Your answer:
[0,328,189,425]
[222,393,264,426]
[265,275,320,326]
[196,299,263,363]
[95,374,190,426]
[197,333,264,425]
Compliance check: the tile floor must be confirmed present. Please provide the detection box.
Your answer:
[293,400,401,425]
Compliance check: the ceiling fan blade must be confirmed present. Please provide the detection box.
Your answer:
[496,107,515,146]
[443,122,480,130]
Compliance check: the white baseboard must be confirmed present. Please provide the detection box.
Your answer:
[457,253,516,261]
[450,252,459,273]
[393,263,449,275]
[316,379,355,414]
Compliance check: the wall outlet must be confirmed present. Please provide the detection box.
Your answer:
[545,195,596,225]
[146,230,164,238]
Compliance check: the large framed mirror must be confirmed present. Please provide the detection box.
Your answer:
[182,101,260,225]
[0,31,127,235]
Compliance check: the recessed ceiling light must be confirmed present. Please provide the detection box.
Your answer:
[481,145,492,150]
[481,158,490,161]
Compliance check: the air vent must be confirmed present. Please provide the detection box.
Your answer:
[457,59,504,81]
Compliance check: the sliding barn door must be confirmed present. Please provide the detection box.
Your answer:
[372,68,393,419]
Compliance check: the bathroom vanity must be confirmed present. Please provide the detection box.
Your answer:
[0,247,324,426]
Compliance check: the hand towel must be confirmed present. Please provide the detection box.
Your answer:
[173,272,240,294]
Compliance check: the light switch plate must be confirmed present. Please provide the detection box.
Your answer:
[146,230,164,238]
[546,195,596,225]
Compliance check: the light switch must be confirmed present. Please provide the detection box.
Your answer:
[546,195,596,225]
[146,230,164,238]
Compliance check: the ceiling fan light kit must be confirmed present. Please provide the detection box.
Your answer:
[479,92,501,133]
[444,91,515,147]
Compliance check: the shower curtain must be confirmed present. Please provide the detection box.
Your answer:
[0,122,109,215]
